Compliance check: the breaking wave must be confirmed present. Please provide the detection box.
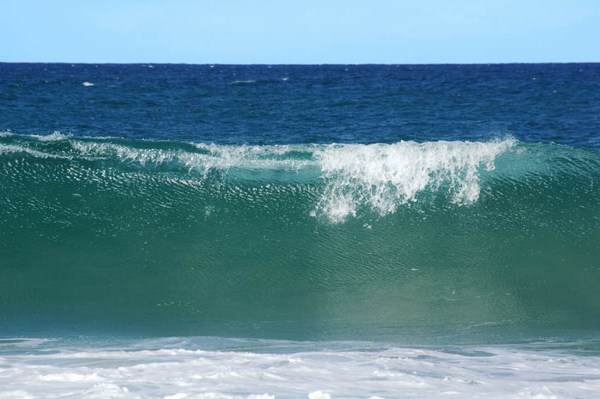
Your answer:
[0,133,522,222]
[1,132,599,341]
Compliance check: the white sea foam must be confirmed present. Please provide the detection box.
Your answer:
[82,81,95,87]
[38,373,101,382]
[231,80,257,85]
[314,139,515,222]
[30,132,71,141]
[0,338,599,398]
[0,144,68,159]
[69,141,314,173]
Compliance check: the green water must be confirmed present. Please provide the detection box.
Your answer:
[1,135,599,343]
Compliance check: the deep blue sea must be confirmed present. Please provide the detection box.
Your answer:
[1,63,600,398]
[2,63,600,146]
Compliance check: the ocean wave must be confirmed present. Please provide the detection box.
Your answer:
[0,143,69,159]
[29,131,72,141]
[1,133,600,341]
[69,141,315,172]
[0,133,525,221]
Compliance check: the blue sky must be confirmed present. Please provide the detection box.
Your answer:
[2,0,599,63]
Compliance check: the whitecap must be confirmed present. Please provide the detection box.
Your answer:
[313,138,516,222]
[1,135,519,223]
[30,131,71,141]
[231,80,256,85]
[0,144,69,159]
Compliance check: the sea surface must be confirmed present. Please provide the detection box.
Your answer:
[1,63,600,398]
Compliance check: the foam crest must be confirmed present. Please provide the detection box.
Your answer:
[69,141,314,172]
[0,134,526,222]
[314,139,516,222]
[0,144,68,159]
[30,131,71,141]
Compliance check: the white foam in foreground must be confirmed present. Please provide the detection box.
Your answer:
[0,338,599,399]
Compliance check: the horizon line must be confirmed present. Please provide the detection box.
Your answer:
[2,61,600,66]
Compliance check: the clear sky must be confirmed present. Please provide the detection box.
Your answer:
[2,0,599,64]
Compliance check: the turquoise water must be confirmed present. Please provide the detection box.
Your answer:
[1,133,599,343]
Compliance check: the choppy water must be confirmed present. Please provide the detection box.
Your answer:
[1,63,599,398]
[2,337,600,399]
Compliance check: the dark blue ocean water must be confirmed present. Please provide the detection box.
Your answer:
[1,63,599,146]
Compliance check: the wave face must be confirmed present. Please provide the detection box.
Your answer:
[1,134,600,341]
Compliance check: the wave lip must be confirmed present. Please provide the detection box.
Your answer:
[315,138,516,222]
[0,143,68,159]
[0,133,570,222]
[0,134,528,222]
[29,131,71,141]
